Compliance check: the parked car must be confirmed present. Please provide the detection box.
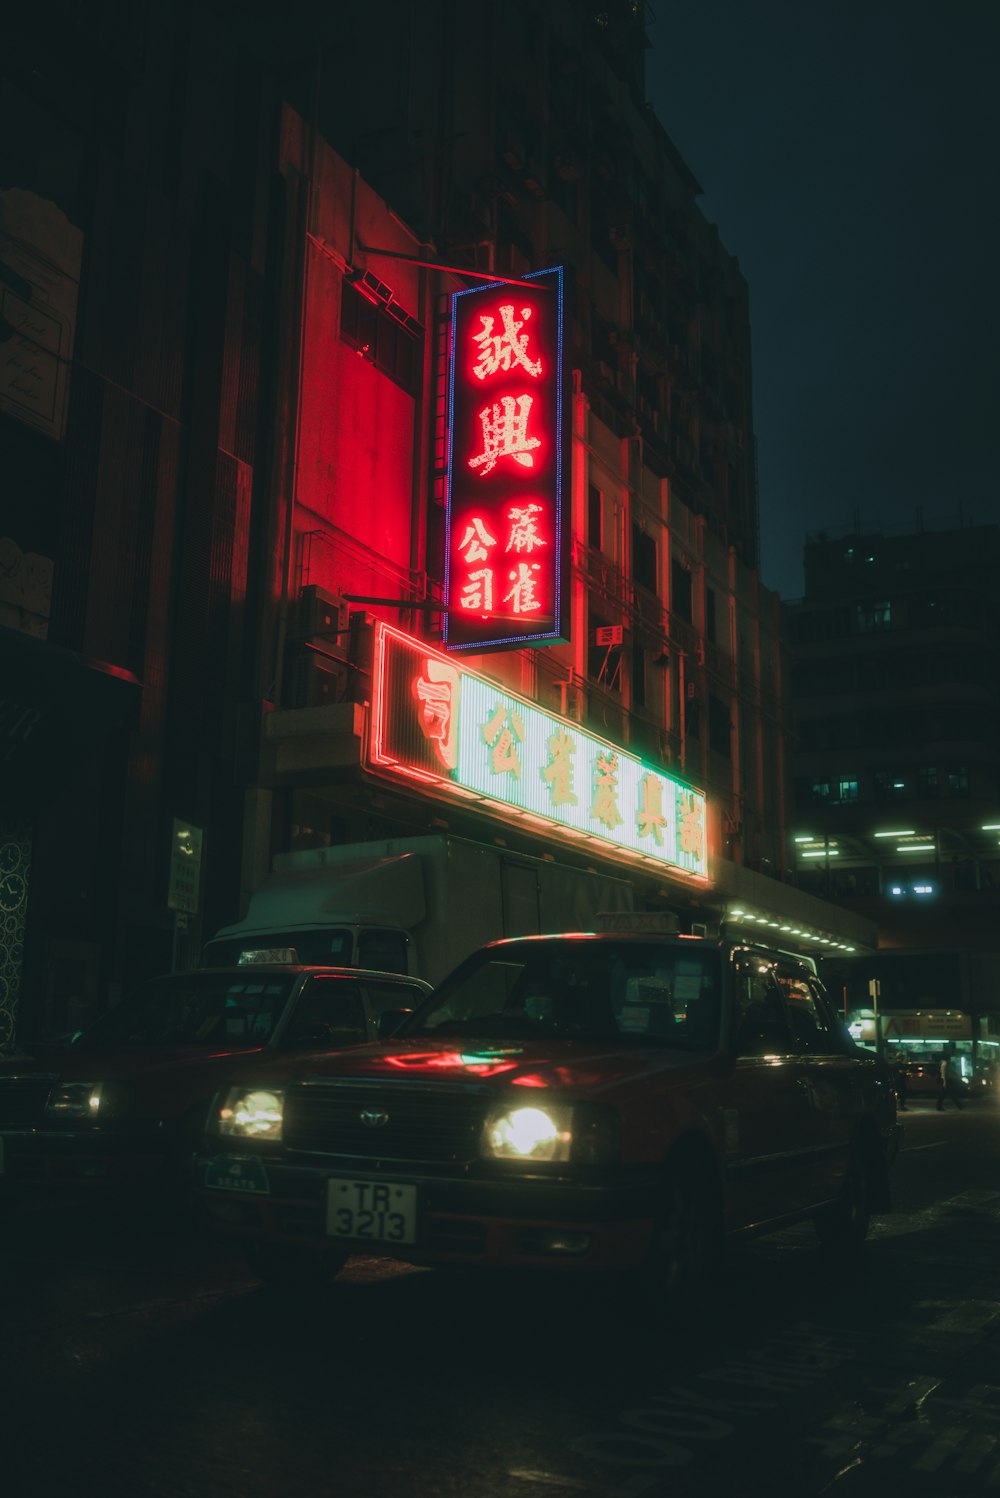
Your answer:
[194,933,901,1315]
[0,961,430,1193]
[896,1058,972,1100]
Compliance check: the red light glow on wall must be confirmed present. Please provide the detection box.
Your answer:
[444,266,567,653]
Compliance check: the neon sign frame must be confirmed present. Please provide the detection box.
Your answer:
[443,265,568,653]
[370,622,708,884]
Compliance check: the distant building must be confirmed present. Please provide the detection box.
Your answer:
[786,522,1000,950]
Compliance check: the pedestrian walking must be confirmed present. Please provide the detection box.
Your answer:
[937,1052,964,1110]
[893,1058,908,1111]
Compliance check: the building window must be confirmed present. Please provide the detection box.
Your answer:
[857,600,892,633]
[708,694,731,758]
[632,525,657,594]
[340,280,421,395]
[918,765,940,798]
[806,777,857,804]
[946,765,969,798]
[588,484,603,549]
[685,699,701,740]
[874,770,911,801]
[671,558,692,621]
[632,642,646,707]
[705,586,717,645]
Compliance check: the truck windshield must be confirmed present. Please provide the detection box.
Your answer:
[75,973,298,1050]
[402,939,722,1050]
[202,930,357,967]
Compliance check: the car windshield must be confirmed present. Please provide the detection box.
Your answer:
[74,973,297,1050]
[401,939,722,1050]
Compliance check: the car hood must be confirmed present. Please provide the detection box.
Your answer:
[230,1036,717,1097]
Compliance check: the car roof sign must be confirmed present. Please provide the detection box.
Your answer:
[238,947,299,965]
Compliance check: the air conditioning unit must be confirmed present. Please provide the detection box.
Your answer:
[351,269,393,305]
[287,649,345,709]
[295,585,351,640]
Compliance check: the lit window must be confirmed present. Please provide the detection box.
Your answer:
[857,601,892,632]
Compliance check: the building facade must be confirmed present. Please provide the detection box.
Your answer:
[786,523,1000,952]
[1,1,871,1047]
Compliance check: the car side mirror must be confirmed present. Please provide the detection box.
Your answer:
[377,1009,412,1039]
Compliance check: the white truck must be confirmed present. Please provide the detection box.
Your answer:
[203,834,639,987]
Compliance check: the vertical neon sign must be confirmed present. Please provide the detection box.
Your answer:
[444,266,568,653]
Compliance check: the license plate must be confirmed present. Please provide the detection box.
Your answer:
[326,1179,417,1245]
[203,1155,270,1194]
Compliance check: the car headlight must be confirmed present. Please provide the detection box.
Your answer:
[217,1087,284,1141]
[484,1104,573,1161]
[482,1102,618,1165]
[45,1081,104,1120]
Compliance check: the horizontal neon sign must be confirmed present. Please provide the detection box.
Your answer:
[370,623,708,882]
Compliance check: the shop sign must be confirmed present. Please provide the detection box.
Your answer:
[882,1011,972,1041]
[443,266,567,653]
[370,622,708,882]
[167,819,203,915]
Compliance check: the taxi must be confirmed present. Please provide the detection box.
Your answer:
[194,933,901,1307]
[0,959,430,1193]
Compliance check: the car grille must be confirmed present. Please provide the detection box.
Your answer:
[0,1076,56,1125]
[284,1079,490,1164]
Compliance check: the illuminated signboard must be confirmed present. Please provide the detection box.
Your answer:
[443,265,568,653]
[370,622,708,882]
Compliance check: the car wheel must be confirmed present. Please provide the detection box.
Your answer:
[814,1143,872,1254]
[634,1170,722,1327]
[243,1239,348,1292]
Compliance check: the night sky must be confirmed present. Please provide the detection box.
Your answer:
[645,0,999,600]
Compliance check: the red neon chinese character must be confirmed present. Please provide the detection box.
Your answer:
[592,751,623,830]
[637,772,667,845]
[460,568,494,612]
[472,304,542,381]
[468,394,540,476]
[504,562,542,614]
[412,658,459,770]
[541,727,577,808]
[457,517,497,563]
[481,703,525,779]
[506,503,545,555]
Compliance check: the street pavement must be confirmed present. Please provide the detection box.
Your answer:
[1,1096,998,1498]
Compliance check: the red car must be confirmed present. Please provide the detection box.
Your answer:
[0,963,430,1192]
[194,934,901,1312]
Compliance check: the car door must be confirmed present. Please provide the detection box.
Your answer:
[777,966,862,1205]
[725,951,818,1229]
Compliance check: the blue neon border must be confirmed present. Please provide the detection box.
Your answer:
[443,264,565,652]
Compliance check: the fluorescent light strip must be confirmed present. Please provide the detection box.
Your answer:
[874,829,915,838]
[899,844,935,852]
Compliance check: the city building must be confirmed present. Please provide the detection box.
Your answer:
[0,1,872,1047]
[786,521,1000,951]
[787,521,1000,1052]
